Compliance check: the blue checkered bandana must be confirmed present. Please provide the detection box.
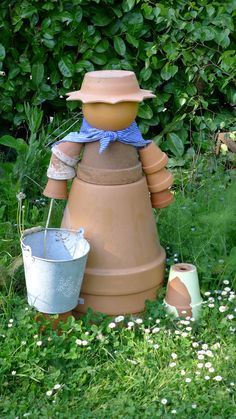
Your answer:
[53,118,151,153]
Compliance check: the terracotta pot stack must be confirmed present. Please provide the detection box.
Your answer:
[139,142,174,208]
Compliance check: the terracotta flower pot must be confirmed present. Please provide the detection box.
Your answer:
[43,179,68,200]
[146,169,173,193]
[151,189,174,209]
[139,142,168,174]
[164,263,203,320]
[61,176,165,315]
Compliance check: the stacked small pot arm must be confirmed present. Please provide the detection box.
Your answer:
[139,142,174,208]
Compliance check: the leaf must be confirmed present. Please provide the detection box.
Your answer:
[75,60,94,73]
[0,135,28,152]
[138,103,153,119]
[140,67,152,81]
[161,63,178,81]
[91,10,114,26]
[58,57,74,77]
[214,29,231,48]
[114,37,126,56]
[126,33,139,48]
[123,0,135,12]
[166,133,184,157]
[31,63,44,87]
[90,53,107,66]
[95,39,109,53]
[0,44,5,61]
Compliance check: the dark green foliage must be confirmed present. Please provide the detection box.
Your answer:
[0,0,235,155]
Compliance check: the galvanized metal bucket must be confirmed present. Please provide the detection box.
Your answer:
[21,227,90,314]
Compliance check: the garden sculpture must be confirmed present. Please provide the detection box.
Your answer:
[43,70,174,316]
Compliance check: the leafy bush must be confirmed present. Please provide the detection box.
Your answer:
[0,0,235,156]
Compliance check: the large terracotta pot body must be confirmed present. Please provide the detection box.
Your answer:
[61,142,165,315]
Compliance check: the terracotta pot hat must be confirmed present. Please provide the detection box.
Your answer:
[66,70,155,104]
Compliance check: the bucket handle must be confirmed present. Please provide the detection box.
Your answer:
[21,243,35,262]
[76,228,84,239]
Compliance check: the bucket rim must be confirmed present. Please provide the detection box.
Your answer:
[21,227,90,263]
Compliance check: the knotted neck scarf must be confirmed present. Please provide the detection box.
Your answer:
[53,118,151,153]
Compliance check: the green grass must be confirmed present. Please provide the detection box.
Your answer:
[0,153,236,418]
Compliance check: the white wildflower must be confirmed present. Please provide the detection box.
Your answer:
[192,404,197,409]
[54,384,61,390]
[16,192,26,201]
[223,280,229,285]
[76,339,82,345]
[214,375,223,381]
[175,330,180,335]
[212,342,220,349]
[36,341,42,346]
[181,332,188,337]
[180,370,186,376]
[209,367,215,373]
[185,378,191,383]
[8,324,13,328]
[226,314,234,320]
[82,340,88,346]
[114,315,124,323]
[205,375,210,380]
[208,304,215,308]
[206,350,213,357]
[127,321,134,327]
[171,409,177,414]
[11,371,16,376]
[197,363,203,368]
[186,326,192,331]
[155,319,161,324]
[192,342,199,348]
[219,306,228,312]
[144,328,150,334]
[152,327,160,333]
[198,355,204,360]
[171,353,178,359]
[202,344,208,350]
[169,362,176,367]
[108,322,116,329]
[205,362,212,369]
[161,398,168,405]
[204,291,211,296]
[127,359,137,365]
[135,318,143,324]
[153,343,160,349]
[46,390,53,396]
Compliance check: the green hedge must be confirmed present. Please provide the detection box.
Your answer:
[0,0,235,156]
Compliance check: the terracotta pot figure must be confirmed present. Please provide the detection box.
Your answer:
[43,70,174,315]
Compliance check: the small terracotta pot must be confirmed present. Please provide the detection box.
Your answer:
[146,169,173,193]
[43,179,68,200]
[151,189,174,209]
[139,142,168,174]
[164,263,203,320]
